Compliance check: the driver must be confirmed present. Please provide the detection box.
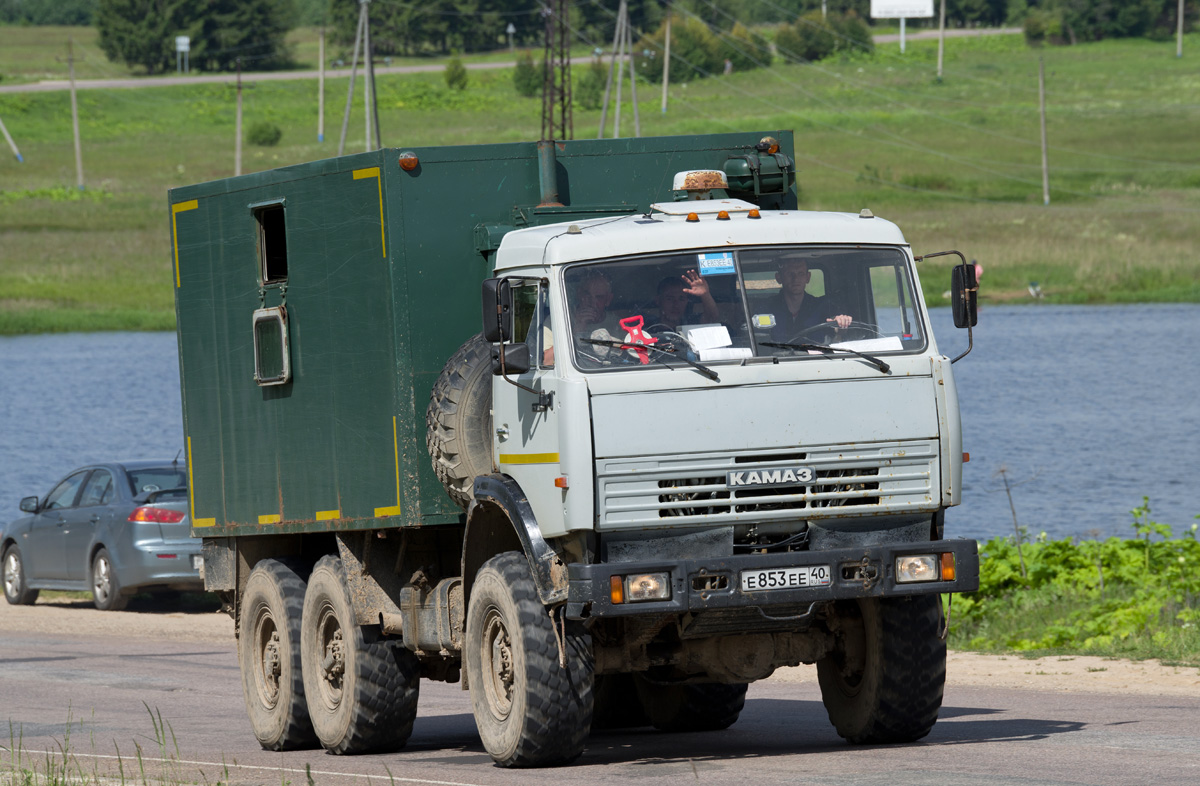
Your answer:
[768,257,852,341]
[650,269,720,332]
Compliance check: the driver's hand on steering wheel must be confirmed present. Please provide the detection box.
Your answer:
[827,314,853,329]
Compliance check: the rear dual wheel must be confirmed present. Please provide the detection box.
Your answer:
[300,555,420,754]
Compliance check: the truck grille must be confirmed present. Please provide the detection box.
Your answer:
[596,441,936,530]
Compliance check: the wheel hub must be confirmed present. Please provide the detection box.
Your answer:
[482,609,514,719]
[94,558,111,600]
[3,554,18,597]
[261,630,282,702]
[321,629,345,687]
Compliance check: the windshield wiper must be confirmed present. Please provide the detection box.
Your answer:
[578,337,720,382]
[760,341,890,374]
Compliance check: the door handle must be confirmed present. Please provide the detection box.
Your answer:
[89,515,100,523]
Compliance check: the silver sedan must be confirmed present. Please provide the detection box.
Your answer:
[2,460,203,610]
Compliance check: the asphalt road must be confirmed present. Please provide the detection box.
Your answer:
[2,623,1198,786]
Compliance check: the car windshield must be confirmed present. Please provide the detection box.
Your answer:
[563,246,926,371]
[126,467,188,496]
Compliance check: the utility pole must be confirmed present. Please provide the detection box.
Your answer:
[338,1,366,156]
[1039,57,1049,206]
[597,0,624,138]
[661,7,670,114]
[364,5,372,152]
[235,57,243,176]
[68,38,84,189]
[0,114,23,162]
[937,0,946,81]
[1178,0,1185,58]
[318,27,325,142]
[598,0,637,138]
[612,0,626,137]
[540,0,572,142]
[366,3,381,151]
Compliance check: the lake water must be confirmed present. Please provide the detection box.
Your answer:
[2,304,1198,542]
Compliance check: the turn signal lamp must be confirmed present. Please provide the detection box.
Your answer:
[941,552,957,581]
[610,575,625,604]
[129,507,185,523]
[895,555,938,583]
[398,152,419,171]
[554,476,569,489]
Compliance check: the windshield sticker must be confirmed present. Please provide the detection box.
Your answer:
[752,313,777,328]
[697,252,735,276]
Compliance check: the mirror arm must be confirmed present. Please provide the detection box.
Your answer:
[497,356,554,412]
[916,250,976,363]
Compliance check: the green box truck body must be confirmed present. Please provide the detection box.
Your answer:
[171,131,980,766]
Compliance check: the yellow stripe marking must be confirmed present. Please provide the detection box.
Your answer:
[498,452,561,465]
[259,514,281,525]
[185,436,217,528]
[352,166,385,257]
[315,510,340,521]
[374,415,402,518]
[171,200,198,287]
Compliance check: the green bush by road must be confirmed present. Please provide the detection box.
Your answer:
[1,31,1199,333]
[949,499,1200,666]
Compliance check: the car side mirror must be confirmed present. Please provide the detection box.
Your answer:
[481,278,514,343]
[19,496,40,513]
[951,263,978,329]
[491,342,532,376]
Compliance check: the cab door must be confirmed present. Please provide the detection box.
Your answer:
[491,278,566,536]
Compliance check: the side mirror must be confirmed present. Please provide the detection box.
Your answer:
[481,278,514,343]
[951,263,978,329]
[491,342,532,376]
[19,496,40,513]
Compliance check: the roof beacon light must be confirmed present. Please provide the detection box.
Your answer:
[672,170,729,201]
[748,208,761,219]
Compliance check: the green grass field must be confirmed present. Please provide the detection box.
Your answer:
[2,28,1199,333]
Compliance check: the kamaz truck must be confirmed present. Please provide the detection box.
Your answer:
[169,131,980,767]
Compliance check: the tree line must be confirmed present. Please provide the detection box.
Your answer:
[0,0,1191,73]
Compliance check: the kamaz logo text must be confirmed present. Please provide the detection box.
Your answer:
[726,466,815,488]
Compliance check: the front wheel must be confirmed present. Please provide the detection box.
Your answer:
[3,545,39,605]
[300,555,420,754]
[91,548,128,611]
[466,552,593,767]
[816,595,946,744]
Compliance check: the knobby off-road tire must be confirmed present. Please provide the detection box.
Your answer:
[466,552,594,767]
[3,545,39,605]
[634,676,748,732]
[238,559,318,751]
[301,555,420,755]
[591,673,650,731]
[91,548,129,611]
[817,595,946,744]
[427,333,495,509]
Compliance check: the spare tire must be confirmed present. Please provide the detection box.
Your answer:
[427,333,494,508]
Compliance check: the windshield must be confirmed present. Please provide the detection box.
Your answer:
[563,246,926,371]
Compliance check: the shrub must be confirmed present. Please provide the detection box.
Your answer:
[513,51,541,97]
[1024,8,1063,46]
[721,22,771,72]
[246,121,282,147]
[775,11,873,63]
[634,14,723,84]
[444,57,468,91]
[574,59,607,111]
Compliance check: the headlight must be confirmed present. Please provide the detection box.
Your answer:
[624,572,671,602]
[895,555,939,583]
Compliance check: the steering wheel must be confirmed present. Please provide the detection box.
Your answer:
[787,320,882,345]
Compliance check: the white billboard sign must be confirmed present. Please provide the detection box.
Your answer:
[870,0,934,18]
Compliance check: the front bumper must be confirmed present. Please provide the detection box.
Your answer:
[566,538,978,619]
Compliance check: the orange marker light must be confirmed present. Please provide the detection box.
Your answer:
[610,575,625,604]
[686,212,699,222]
[554,476,569,489]
[716,210,730,220]
[962,452,970,463]
[398,152,419,171]
[747,209,761,219]
[940,553,956,581]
